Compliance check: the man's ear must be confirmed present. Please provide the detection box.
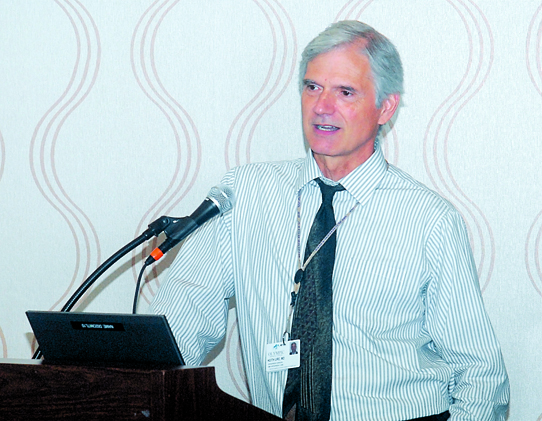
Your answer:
[378,93,400,126]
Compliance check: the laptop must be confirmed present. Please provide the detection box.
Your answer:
[26,311,185,366]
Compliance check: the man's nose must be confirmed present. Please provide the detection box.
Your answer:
[313,91,335,115]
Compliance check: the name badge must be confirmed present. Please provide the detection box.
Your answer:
[266,340,300,372]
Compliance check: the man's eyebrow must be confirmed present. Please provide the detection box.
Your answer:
[338,85,357,93]
[302,79,318,86]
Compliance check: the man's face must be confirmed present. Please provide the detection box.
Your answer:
[301,43,397,176]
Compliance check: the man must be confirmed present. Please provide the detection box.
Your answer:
[151,21,509,420]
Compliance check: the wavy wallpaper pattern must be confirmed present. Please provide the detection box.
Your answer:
[29,0,102,311]
[423,0,496,292]
[130,0,203,299]
[526,3,542,302]
[1,1,541,419]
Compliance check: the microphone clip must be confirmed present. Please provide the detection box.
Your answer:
[144,216,181,239]
[145,217,199,266]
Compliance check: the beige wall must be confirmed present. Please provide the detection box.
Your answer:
[1,0,541,418]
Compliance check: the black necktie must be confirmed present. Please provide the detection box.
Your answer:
[282,178,344,421]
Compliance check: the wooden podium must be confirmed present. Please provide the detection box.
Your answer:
[0,359,282,420]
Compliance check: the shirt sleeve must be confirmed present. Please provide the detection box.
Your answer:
[425,208,510,420]
[149,186,235,366]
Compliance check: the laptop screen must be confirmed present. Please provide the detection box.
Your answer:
[26,311,185,366]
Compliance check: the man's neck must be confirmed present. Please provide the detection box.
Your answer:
[313,150,375,181]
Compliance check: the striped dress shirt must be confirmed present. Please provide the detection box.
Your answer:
[150,143,509,420]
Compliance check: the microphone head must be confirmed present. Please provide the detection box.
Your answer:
[208,184,235,214]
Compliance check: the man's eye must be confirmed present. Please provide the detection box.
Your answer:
[341,90,353,96]
[307,84,318,91]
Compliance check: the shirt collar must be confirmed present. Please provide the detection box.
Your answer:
[296,141,389,206]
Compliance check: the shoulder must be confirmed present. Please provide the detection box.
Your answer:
[383,164,457,212]
[377,164,467,237]
[222,158,305,198]
[234,158,305,179]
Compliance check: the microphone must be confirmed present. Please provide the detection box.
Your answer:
[145,184,235,265]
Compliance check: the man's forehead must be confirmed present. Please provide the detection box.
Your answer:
[303,46,373,84]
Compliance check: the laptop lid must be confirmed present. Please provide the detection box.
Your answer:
[26,311,185,366]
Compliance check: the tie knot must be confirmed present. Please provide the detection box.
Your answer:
[315,178,344,205]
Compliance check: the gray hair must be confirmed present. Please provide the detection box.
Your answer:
[299,20,403,108]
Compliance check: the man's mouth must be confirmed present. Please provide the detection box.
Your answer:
[315,124,340,132]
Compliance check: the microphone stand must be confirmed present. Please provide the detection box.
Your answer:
[31,216,179,359]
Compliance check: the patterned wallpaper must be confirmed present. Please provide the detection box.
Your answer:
[1,1,542,419]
